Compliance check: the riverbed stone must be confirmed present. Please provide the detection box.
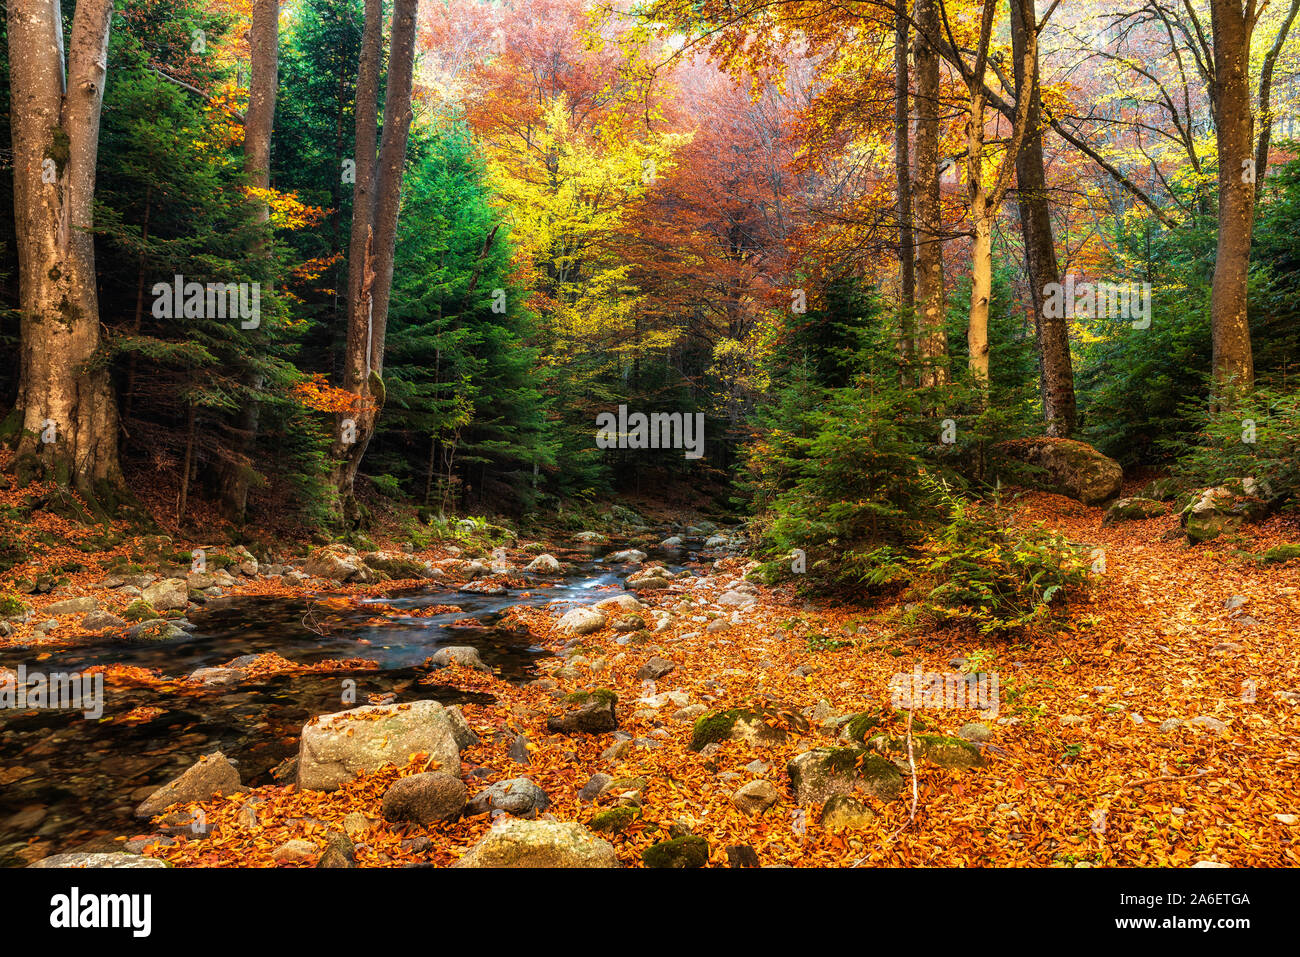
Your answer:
[525,554,563,574]
[297,700,464,790]
[381,772,468,824]
[141,578,188,611]
[547,689,618,733]
[44,596,100,616]
[135,751,242,819]
[466,777,550,818]
[555,606,607,636]
[454,818,618,868]
[428,646,491,672]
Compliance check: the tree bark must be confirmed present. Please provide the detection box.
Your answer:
[913,0,947,389]
[895,0,916,376]
[333,0,419,522]
[222,0,279,521]
[1209,0,1256,394]
[1010,0,1075,435]
[1253,0,1300,201]
[6,0,122,506]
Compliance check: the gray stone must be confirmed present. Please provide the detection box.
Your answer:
[731,779,780,815]
[30,852,167,868]
[381,772,468,825]
[453,819,618,868]
[466,777,550,818]
[135,752,242,819]
[428,646,491,672]
[297,700,463,790]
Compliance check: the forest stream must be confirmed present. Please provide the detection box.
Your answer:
[0,543,691,866]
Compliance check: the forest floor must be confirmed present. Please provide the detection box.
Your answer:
[2,465,1299,867]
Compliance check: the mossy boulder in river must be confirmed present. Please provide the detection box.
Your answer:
[787,747,904,805]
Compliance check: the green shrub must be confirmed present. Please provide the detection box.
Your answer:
[868,485,1091,635]
[1167,385,1300,505]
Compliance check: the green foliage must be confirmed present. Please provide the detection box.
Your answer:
[868,484,1091,635]
[372,125,554,513]
[1167,384,1300,504]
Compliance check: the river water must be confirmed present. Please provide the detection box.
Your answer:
[0,544,692,866]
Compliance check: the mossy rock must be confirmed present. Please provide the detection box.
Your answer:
[589,806,639,833]
[1258,543,1300,564]
[866,733,984,768]
[787,747,904,804]
[122,599,160,622]
[841,712,882,744]
[1102,497,1167,525]
[564,688,618,707]
[363,555,428,579]
[689,707,788,751]
[642,835,709,868]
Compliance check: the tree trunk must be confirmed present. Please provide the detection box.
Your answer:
[966,79,992,386]
[333,0,418,523]
[913,0,947,389]
[1253,0,1300,201]
[221,0,279,522]
[1010,0,1075,435]
[6,0,122,507]
[895,0,916,376]
[1209,0,1256,394]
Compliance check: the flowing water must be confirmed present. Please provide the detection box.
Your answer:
[0,544,693,866]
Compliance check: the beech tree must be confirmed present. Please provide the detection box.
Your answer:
[913,0,947,389]
[334,0,419,521]
[5,0,122,506]
[1208,0,1258,393]
[220,0,280,521]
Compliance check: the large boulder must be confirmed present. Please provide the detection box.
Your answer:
[297,700,463,790]
[993,438,1122,505]
[555,606,607,636]
[453,819,618,868]
[141,578,189,611]
[361,551,432,580]
[135,752,242,819]
[302,546,366,582]
[787,747,905,805]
